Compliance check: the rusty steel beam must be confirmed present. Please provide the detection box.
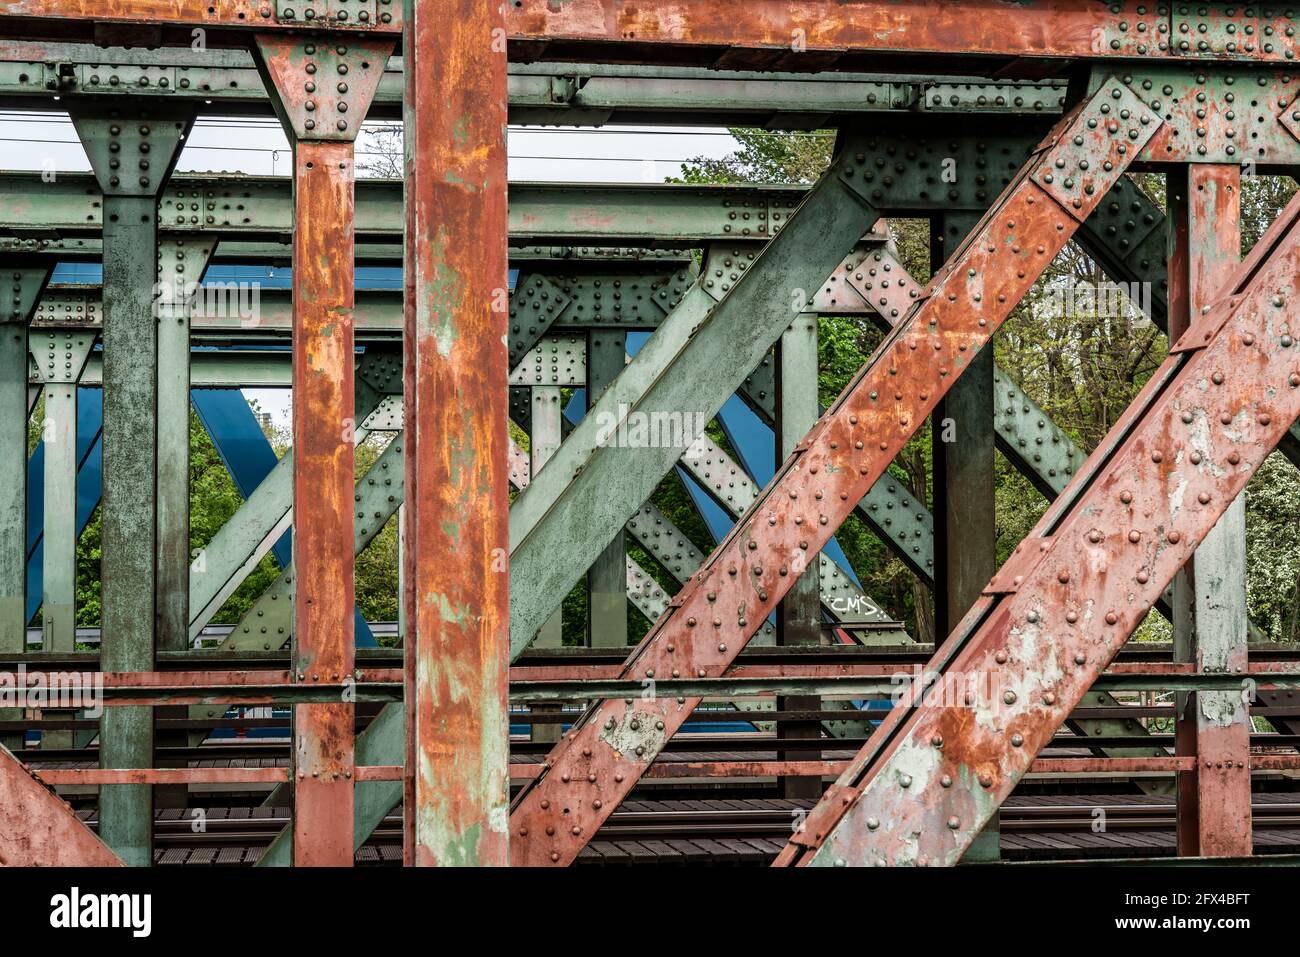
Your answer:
[0,1,404,33]
[253,30,394,867]
[507,80,1160,866]
[0,747,123,866]
[1169,164,1253,858]
[402,0,511,866]
[33,766,402,785]
[778,181,1300,868]
[284,130,360,871]
[506,3,1300,66]
[5,3,1299,68]
[507,755,1229,782]
[507,0,1146,61]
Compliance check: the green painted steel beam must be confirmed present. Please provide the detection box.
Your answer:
[508,131,890,658]
[28,268,694,347]
[156,237,215,653]
[993,365,1088,499]
[0,173,825,247]
[4,237,697,268]
[0,46,1066,124]
[0,267,48,655]
[0,266,48,753]
[528,388,564,658]
[586,330,629,649]
[72,98,195,868]
[73,351,300,388]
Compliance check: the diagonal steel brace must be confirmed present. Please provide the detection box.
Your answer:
[508,79,1162,866]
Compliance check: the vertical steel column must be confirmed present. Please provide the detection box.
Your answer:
[291,142,357,865]
[40,376,80,655]
[587,332,629,648]
[100,199,164,866]
[1,267,45,752]
[930,212,1000,859]
[156,238,213,651]
[776,316,822,799]
[0,322,25,656]
[930,212,996,632]
[28,329,94,752]
[403,0,510,866]
[531,386,563,744]
[155,237,213,811]
[531,386,564,652]
[71,101,194,866]
[1168,164,1252,857]
[253,32,394,867]
[1,268,46,650]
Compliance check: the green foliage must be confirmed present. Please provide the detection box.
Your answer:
[675,129,833,185]
[1245,454,1300,641]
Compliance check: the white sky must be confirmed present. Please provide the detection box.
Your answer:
[1,110,741,427]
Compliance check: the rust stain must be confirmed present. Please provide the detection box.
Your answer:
[404,0,510,867]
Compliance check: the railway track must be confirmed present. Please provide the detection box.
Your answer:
[62,795,1300,866]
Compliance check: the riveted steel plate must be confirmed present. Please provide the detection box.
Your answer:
[508,334,586,387]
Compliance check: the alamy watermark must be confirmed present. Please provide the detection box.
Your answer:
[0,665,103,717]
[594,403,710,450]
[890,663,1257,719]
[1032,279,1151,323]
[152,278,261,326]
[50,887,150,937]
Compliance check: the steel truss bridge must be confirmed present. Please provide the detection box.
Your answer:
[1,1,1300,867]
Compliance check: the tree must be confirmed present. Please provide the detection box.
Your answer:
[357,126,403,179]
[675,128,833,185]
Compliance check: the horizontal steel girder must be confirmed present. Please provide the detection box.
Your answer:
[5,2,1300,73]
[0,46,1070,124]
[0,174,820,247]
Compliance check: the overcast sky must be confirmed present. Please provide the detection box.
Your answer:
[2,110,740,427]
